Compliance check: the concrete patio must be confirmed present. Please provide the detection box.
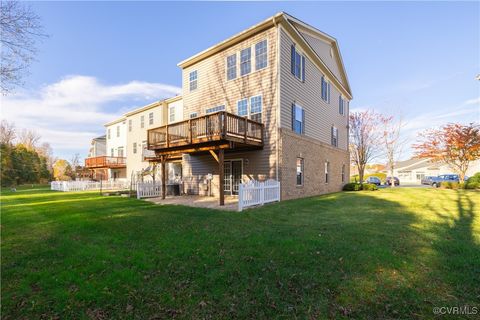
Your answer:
[145,195,239,211]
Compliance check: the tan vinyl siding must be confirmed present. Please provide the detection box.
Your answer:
[179,26,279,194]
[279,28,349,151]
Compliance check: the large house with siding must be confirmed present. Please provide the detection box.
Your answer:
[86,12,352,205]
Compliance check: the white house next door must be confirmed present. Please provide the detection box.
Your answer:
[224,160,242,195]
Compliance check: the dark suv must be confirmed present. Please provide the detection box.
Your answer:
[365,176,382,186]
[385,176,400,186]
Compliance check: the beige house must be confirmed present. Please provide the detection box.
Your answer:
[147,12,352,204]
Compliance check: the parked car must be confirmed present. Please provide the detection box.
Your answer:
[385,176,400,186]
[365,176,382,186]
[431,174,461,187]
[421,176,436,185]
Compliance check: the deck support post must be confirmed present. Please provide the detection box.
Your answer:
[161,155,167,199]
[219,149,224,206]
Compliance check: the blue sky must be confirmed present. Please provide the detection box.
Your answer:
[3,1,479,161]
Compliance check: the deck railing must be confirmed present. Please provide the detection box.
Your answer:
[85,156,126,168]
[148,111,264,150]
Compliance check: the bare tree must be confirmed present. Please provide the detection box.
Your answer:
[0,119,16,144]
[1,0,47,94]
[17,128,40,150]
[349,110,383,184]
[380,115,404,187]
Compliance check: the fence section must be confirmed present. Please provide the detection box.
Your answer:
[136,181,162,199]
[238,179,280,211]
[50,180,130,192]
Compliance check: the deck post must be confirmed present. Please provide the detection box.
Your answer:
[161,155,166,199]
[219,149,224,206]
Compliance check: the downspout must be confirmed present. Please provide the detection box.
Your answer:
[273,17,281,183]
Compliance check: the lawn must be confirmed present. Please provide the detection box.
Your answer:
[1,186,479,319]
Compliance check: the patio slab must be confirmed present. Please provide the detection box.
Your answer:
[145,195,239,211]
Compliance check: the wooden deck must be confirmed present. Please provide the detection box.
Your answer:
[84,156,126,168]
[147,111,264,155]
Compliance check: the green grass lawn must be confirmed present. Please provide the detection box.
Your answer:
[1,186,479,319]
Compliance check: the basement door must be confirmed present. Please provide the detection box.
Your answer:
[224,160,243,196]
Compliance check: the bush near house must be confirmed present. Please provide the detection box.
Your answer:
[343,183,378,191]
[440,181,464,189]
[465,172,480,189]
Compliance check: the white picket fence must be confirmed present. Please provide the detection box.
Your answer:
[136,181,162,199]
[238,179,280,211]
[50,180,130,192]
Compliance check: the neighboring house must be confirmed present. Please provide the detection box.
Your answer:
[88,135,106,158]
[387,158,480,184]
[147,12,352,204]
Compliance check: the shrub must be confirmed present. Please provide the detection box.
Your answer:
[440,181,465,189]
[342,183,378,191]
[465,172,480,189]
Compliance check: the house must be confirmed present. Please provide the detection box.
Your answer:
[146,12,352,205]
[389,158,480,184]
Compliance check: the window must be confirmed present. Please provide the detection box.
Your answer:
[237,99,248,117]
[240,47,251,76]
[250,95,262,122]
[321,77,331,102]
[227,54,237,80]
[149,112,154,125]
[133,142,137,154]
[331,126,338,147]
[255,40,268,70]
[107,129,111,139]
[128,119,132,132]
[339,96,345,115]
[116,125,120,137]
[206,105,225,114]
[169,105,175,123]
[117,147,124,157]
[140,115,145,128]
[296,158,304,186]
[342,164,346,182]
[142,141,147,151]
[291,45,305,81]
[292,104,305,134]
[110,148,114,157]
[189,70,197,91]
[190,112,198,119]
[325,161,330,183]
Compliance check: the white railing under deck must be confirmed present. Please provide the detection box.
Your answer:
[238,179,280,211]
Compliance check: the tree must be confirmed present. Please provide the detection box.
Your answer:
[1,0,47,94]
[380,115,404,187]
[413,123,480,183]
[0,119,16,145]
[53,159,73,181]
[17,128,40,150]
[349,110,383,184]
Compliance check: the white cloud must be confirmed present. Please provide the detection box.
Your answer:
[465,97,480,105]
[0,75,181,158]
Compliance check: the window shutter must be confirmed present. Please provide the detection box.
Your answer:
[291,103,296,131]
[301,56,306,82]
[331,127,334,145]
[302,108,305,134]
[291,45,295,75]
[327,83,331,103]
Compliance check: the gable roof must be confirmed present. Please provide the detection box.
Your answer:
[177,12,352,99]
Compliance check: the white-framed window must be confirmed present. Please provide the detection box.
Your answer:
[291,45,305,81]
[250,95,262,122]
[240,47,251,76]
[342,164,346,183]
[321,76,330,103]
[339,96,345,115]
[107,129,111,139]
[128,119,132,132]
[255,40,267,70]
[133,142,137,154]
[227,54,237,80]
[169,105,175,123]
[331,126,338,147]
[237,99,248,117]
[140,115,145,128]
[189,70,197,91]
[116,125,120,137]
[190,112,198,119]
[325,161,330,183]
[149,112,154,125]
[296,158,304,186]
[206,105,225,114]
[110,148,114,157]
[292,104,305,134]
[117,147,124,157]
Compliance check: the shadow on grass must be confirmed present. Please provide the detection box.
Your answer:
[1,189,479,319]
